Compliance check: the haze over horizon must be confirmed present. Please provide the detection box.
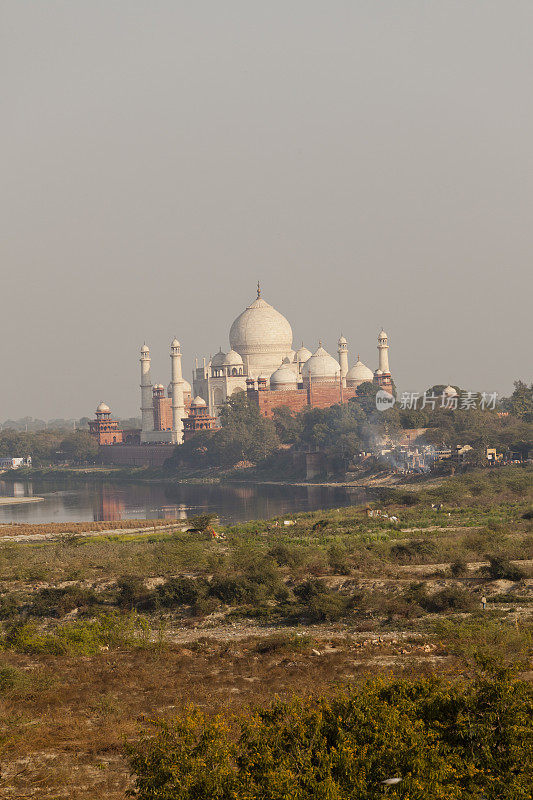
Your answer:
[2,1,532,420]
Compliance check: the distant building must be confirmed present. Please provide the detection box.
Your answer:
[88,403,123,445]
[182,396,219,440]
[0,456,32,470]
[136,286,394,440]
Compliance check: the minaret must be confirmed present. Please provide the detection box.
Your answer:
[170,338,185,444]
[337,335,349,386]
[140,344,154,436]
[377,329,390,374]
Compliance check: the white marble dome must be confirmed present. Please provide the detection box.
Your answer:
[167,379,192,397]
[302,344,341,383]
[443,385,458,397]
[191,395,207,407]
[96,402,110,413]
[223,349,244,367]
[294,345,312,363]
[346,359,374,387]
[229,294,293,378]
[270,363,298,390]
[211,349,226,368]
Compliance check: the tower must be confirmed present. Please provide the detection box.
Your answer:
[140,344,154,438]
[170,338,185,444]
[337,335,349,386]
[377,329,390,374]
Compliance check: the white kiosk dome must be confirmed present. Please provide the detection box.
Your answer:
[211,349,226,368]
[294,345,312,363]
[270,363,298,390]
[223,349,244,367]
[191,395,207,407]
[229,288,293,378]
[302,344,341,383]
[96,402,110,413]
[346,358,374,387]
[443,385,458,397]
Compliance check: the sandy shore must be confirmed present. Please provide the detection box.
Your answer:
[0,496,44,506]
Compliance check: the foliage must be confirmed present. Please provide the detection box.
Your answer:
[173,392,280,467]
[128,670,533,800]
[1,612,151,655]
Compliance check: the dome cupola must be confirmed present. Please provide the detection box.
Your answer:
[302,343,341,384]
[229,286,293,378]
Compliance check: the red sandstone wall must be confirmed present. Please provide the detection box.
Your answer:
[99,444,175,467]
[254,385,358,418]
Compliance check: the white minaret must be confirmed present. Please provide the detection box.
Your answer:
[337,335,349,386]
[170,338,185,444]
[377,329,390,373]
[140,344,154,436]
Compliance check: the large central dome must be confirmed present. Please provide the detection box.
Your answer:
[229,292,293,379]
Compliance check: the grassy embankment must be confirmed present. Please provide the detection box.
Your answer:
[0,466,531,798]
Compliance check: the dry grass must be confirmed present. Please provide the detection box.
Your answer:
[0,519,179,538]
[0,634,452,799]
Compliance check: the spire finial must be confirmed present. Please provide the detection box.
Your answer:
[257,281,261,298]
[318,339,322,348]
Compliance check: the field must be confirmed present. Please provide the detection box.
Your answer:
[0,466,531,798]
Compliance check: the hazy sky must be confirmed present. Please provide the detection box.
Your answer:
[2,1,532,419]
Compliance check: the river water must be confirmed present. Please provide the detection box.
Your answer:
[0,478,367,525]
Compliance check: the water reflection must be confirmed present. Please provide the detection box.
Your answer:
[0,479,367,526]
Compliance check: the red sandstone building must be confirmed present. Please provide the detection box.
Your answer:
[182,396,219,440]
[88,403,123,445]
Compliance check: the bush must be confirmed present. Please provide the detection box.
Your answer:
[423,586,476,613]
[156,577,208,608]
[486,556,525,582]
[127,671,533,800]
[1,612,151,655]
[116,577,156,611]
[389,539,438,564]
[30,585,99,617]
[294,579,349,622]
[450,558,469,577]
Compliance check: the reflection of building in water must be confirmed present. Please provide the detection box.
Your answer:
[93,486,125,522]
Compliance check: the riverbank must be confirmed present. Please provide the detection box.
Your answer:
[1,463,443,492]
[0,496,44,506]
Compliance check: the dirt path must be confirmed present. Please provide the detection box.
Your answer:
[0,522,184,543]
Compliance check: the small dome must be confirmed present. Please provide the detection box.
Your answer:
[211,349,227,367]
[302,345,341,380]
[223,349,244,367]
[154,383,164,390]
[338,335,347,345]
[282,356,292,364]
[191,395,207,407]
[294,345,312,363]
[346,359,374,385]
[140,344,149,354]
[96,402,110,413]
[443,385,458,397]
[167,379,192,396]
[375,369,383,376]
[171,337,180,347]
[270,363,298,389]
[379,329,388,339]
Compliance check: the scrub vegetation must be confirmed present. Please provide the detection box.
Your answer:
[0,466,531,797]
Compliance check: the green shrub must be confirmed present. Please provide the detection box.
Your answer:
[116,577,156,611]
[30,585,99,617]
[485,555,525,582]
[1,612,151,655]
[156,577,208,608]
[128,671,533,800]
[389,539,438,564]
